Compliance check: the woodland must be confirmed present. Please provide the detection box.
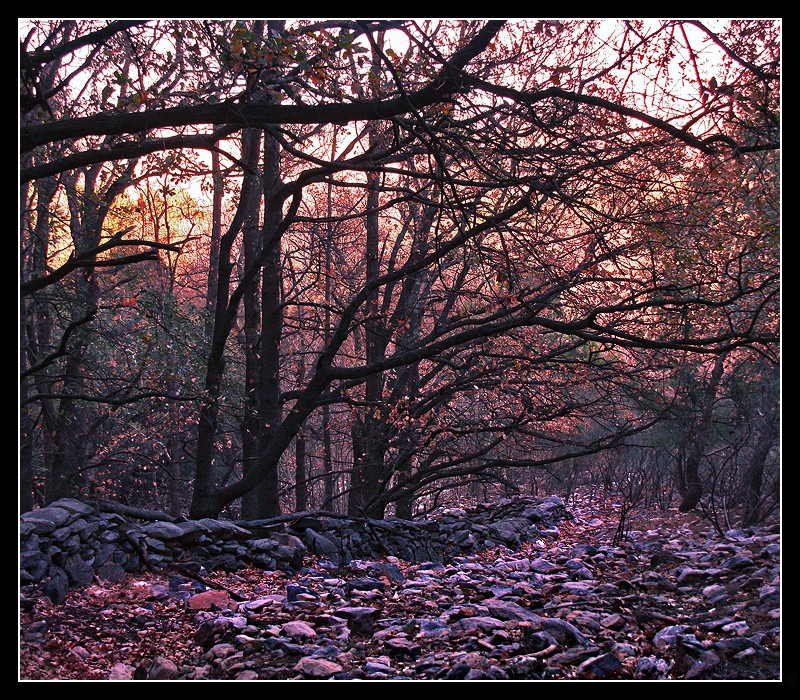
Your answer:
[20,20,779,572]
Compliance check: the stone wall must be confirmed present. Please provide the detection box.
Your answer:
[20,495,568,604]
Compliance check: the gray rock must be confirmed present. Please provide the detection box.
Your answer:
[196,518,252,540]
[418,619,451,639]
[369,561,406,582]
[22,506,73,533]
[141,521,187,540]
[653,624,691,649]
[713,636,764,656]
[530,557,559,573]
[303,528,341,559]
[450,616,506,634]
[334,606,379,634]
[282,620,317,641]
[42,566,69,604]
[148,655,179,680]
[559,581,597,596]
[489,518,527,545]
[484,599,542,624]
[701,583,728,603]
[684,650,721,679]
[250,537,279,552]
[63,553,94,586]
[635,655,671,679]
[540,617,591,646]
[576,652,623,679]
[293,657,343,678]
[108,663,137,680]
[51,498,96,516]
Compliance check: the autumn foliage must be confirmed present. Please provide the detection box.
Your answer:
[20,20,779,526]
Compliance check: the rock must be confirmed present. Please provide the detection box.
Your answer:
[540,617,591,646]
[148,656,179,680]
[522,630,558,653]
[635,656,671,679]
[600,613,626,630]
[42,566,69,604]
[18,493,781,682]
[450,616,506,634]
[529,557,559,573]
[281,620,317,641]
[369,561,406,583]
[684,650,721,679]
[235,670,260,680]
[483,599,542,624]
[364,656,393,675]
[20,495,572,598]
[97,561,126,583]
[108,662,137,680]
[701,583,728,603]
[286,583,318,602]
[576,652,622,678]
[653,624,691,649]
[383,637,422,659]
[141,521,186,540]
[303,528,342,560]
[713,636,763,656]
[188,590,235,611]
[63,553,94,586]
[505,654,545,679]
[293,657,343,678]
[21,620,47,642]
[418,619,451,639]
[333,606,379,634]
[558,581,597,596]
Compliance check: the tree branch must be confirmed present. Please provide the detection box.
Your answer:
[21,227,181,295]
[21,21,505,152]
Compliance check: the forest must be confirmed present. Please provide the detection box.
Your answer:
[20,19,780,533]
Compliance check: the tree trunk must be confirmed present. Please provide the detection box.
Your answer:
[320,145,337,511]
[295,430,308,512]
[347,162,388,518]
[253,128,284,518]
[676,353,726,512]
[204,150,223,339]
[742,370,779,526]
[321,404,335,510]
[293,353,308,511]
[190,128,263,519]
[240,129,263,520]
[20,171,60,512]
[46,165,122,501]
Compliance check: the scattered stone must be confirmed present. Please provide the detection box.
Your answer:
[108,663,136,680]
[148,656,179,680]
[334,606,379,634]
[19,493,780,681]
[42,567,69,604]
[576,652,623,679]
[293,657,343,678]
[282,620,317,641]
[188,590,235,611]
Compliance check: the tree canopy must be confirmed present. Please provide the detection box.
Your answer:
[20,19,780,523]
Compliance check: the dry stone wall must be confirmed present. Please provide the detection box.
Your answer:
[19,495,568,604]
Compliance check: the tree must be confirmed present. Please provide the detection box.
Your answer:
[20,20,779,519]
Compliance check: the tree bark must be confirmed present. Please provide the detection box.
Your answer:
[676,353,726,512]
[190,129,263,519]
[742,367,779,526]
[240,130,264,520]
[253,126,284,518]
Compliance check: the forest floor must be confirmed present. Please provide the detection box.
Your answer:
[19,494,784,683]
